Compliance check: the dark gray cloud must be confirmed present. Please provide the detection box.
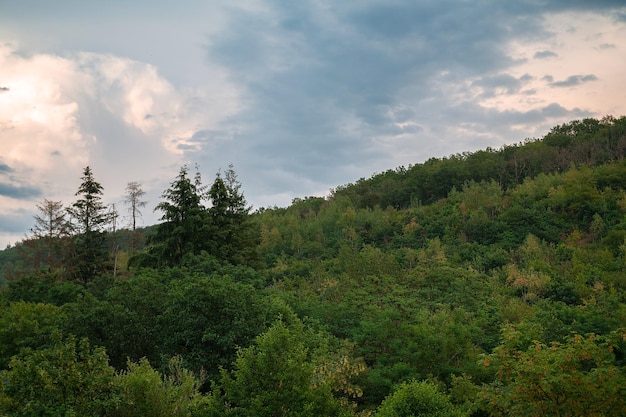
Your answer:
[534,50,558,59]
[197,0,623,204]
[0,86,9,92]
[550,74,599,87]
[0,182,41,199]
[0,163,14,173]
[472,73,533,98]
[0,160,40,212]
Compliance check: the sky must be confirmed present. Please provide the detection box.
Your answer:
[1,1,626,247]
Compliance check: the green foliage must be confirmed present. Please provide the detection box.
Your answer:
[159,275,292,381]
[332,116,626,211]
[214,320,354,417]
[480,330,626,417]
[61,286,164,371]
[146,165,258,268]
[208,167,259,266]
[0,302,64,369]
[66,166,112,282]
[1,116,626,415]
[4,272,84,305]
[375,380,468,417]
[151,165,210,267]
[67,166,109,234]
[111,357,201,417]
[0,335,117,417]
[353,306,487,405]
[101,271,169,365]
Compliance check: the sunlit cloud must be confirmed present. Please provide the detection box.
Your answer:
[0,41,243,245]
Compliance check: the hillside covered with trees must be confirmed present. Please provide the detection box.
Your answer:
[1,116,626,416]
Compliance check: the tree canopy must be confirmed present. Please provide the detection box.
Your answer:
[1,117,626,416]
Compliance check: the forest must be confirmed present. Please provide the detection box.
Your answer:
[1,115,626,416]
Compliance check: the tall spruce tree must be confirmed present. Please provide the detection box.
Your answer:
[151,165,210,266]
[146,164,257,268]
[66,166,110,282]
[208,165,258,265]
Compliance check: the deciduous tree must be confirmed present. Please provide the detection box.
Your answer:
[480,328,626,417]
[215,320,353,417]
[0,335,117,416]
[375,380,467,417]
[124,181,147,231]
[18,199,72,275]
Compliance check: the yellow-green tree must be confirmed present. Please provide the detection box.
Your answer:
[212,320,357,417]
[375,380,467,417]
[480,328,626,416]
[112,357,201,417]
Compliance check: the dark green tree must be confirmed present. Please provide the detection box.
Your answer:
[208,165,258,266]
[0,301,64,369]
[158,275,289,382]
[67,166,109,234]
[145,164,257,268]
[66,166,111,283]
[0,335,117,416]
[212,320,353,417]
[150,165,210,267]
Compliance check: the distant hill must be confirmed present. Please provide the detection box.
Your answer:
[331,116,626,209]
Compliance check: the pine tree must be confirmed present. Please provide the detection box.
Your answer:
[66,166,110,282]
[208,165,258,265]
[67,167,110,234]
[151,165,210,266]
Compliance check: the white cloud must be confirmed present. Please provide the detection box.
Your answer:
[0,43,87,176]
[0,42,243,247]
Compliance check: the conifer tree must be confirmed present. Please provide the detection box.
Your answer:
[208,164,258,265]
[151,165,210,266]
[66,166,110,282]
[147,164,257,268]
[67,167,109,234]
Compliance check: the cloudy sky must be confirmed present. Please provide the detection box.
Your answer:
[1,1,625,247]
